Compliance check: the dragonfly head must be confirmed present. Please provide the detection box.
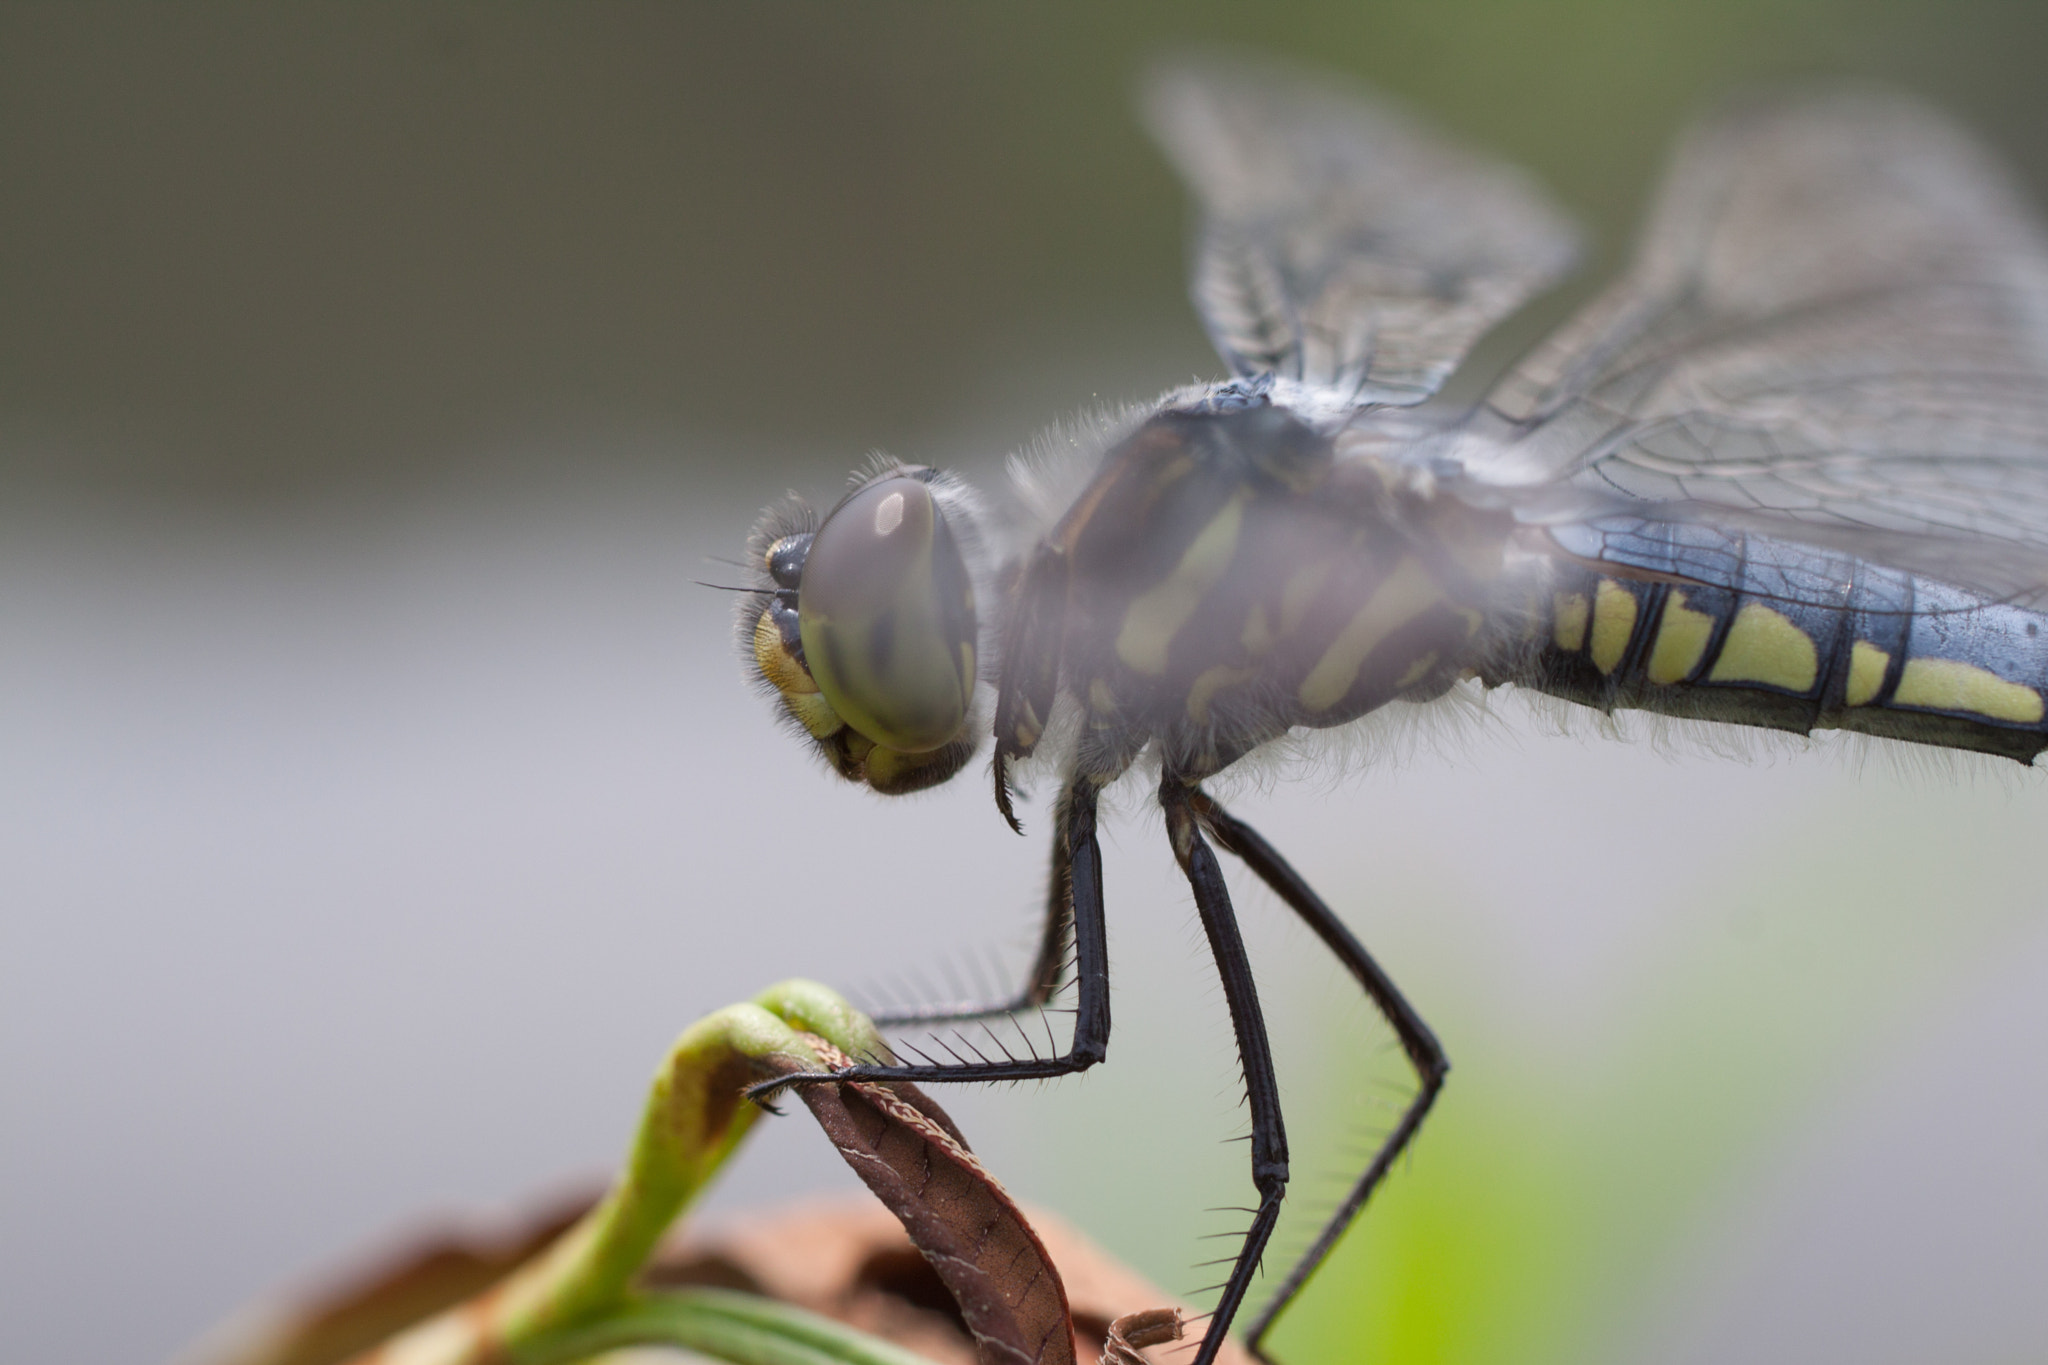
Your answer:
[740,463,986,794]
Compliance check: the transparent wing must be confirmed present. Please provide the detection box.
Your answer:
[1142,54,1579,405]
[1465,86,2048,606]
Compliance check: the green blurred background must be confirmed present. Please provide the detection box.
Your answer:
[6,6,2048,1365]
[9,1,2048,498]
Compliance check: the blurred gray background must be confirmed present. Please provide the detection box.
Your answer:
[6,7,2048,1364]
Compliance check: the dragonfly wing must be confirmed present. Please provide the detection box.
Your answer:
[1142,54,1579,405]
[1467,87,2048,606]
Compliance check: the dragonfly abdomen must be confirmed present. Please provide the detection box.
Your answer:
[1509,519,2048,761]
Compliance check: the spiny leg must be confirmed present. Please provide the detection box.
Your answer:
[1192,789,1448,1361]
[869,822,1073,1028]
[1160,779,1290,1365]
[747,777,1110,1103]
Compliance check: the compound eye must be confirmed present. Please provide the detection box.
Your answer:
[797,475,977,754]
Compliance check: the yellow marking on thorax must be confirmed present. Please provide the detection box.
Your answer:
[1188,663,1259,725]
[1140,454,1198,504]
[1893,657,2045,723]
[1056,451,1193,554]
[1297,556,1443,713]
[1088,678,1118,714]
[1552,591,1589,651]
[1645,591,1716,685]
[1114,492,1248,676]
[1395,650,1441,691]
[1844,641,1889,706]
[1009,698,1044,750]
[1706,603,1818,692]
[1589,579,1636,675]
[1241,602,1275,655]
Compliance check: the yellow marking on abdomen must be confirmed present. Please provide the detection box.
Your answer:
[1552,591,1589,651]
[1297,557,1443,713]
[1115,492,1248,676]
[1893,657,2045,723]
[1707,603,1818,692]
[1589,579,1636,675]
[1844,641,1889,706]
[1188,663,1258,725]
[1645,591,1716,685]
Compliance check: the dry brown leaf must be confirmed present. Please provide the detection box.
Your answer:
[766,1038,1075,1365]
[659,1202,1255,1365]
[178,1039,1250,1365]
[170,1187,600,1365]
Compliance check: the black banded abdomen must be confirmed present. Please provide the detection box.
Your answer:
[1511,520,2048,762]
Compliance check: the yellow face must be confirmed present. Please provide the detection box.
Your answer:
[746,469,982,795]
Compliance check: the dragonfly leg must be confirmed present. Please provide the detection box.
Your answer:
[747,777,1110,1103]
[868,818,1073,1028]
[1191,789,1448,1362]
[1160,778,1290,1365]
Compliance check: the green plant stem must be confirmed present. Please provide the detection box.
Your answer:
[512,1287,940,1365]
[488,979,892,1349]
[343,981,910,1365]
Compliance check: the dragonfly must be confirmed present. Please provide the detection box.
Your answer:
[736,53,2048,1365]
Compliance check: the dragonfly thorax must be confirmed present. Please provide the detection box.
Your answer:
[994,402,1519,790]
